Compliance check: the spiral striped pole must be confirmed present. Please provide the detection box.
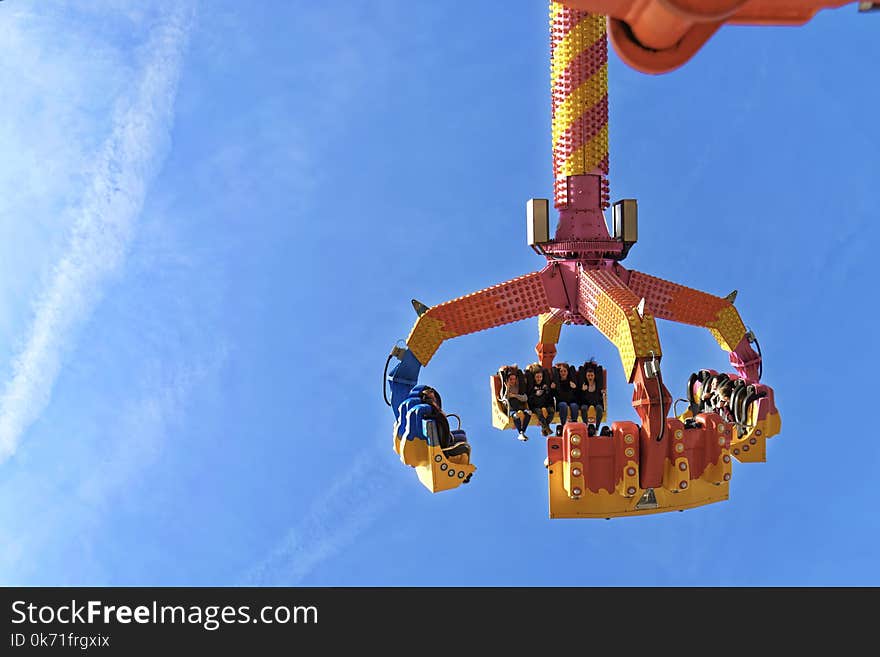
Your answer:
[550,3,610,212]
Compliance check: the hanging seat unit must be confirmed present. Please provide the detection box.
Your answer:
[546,415,733,518]
[393,386,475,493]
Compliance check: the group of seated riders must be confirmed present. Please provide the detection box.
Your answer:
[497,360,609,442]
[687,370,767,429]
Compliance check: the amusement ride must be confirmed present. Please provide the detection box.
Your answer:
[384,1,876,518]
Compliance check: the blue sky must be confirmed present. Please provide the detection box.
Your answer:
[0,0,877,586]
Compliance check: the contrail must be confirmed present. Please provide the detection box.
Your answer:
[0,4,195,462]
[0,344,228,585]
[241,451,396,586]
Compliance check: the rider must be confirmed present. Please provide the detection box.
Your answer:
[420,386,471,465]
[551,362,579,434]
[499,367,532,442]
[527,364,555,437]
[420,387,452,447]
[577,361,604,435]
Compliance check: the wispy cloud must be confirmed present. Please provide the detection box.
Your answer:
[0,3,196,462]
[241,451,395,586]
[0,345,228,585]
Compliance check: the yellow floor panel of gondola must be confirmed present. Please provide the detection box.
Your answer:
[394,424,475,494]
[415,446,475,493]
[729,408,780,463]
[548,470,730,518]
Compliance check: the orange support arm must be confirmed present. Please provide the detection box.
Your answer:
[625,269,747,353]
[405,272,552,366]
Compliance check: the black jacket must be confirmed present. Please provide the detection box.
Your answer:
[527,378,554,409]
[552,366,578,403]
[579,386,603,408]
[576,363,605,407]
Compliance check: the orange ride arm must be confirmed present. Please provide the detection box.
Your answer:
[559,1,856,73]
[405,272,552,366]
[625,269,747,353]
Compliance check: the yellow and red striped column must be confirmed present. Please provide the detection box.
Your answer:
[550,3,610,210]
